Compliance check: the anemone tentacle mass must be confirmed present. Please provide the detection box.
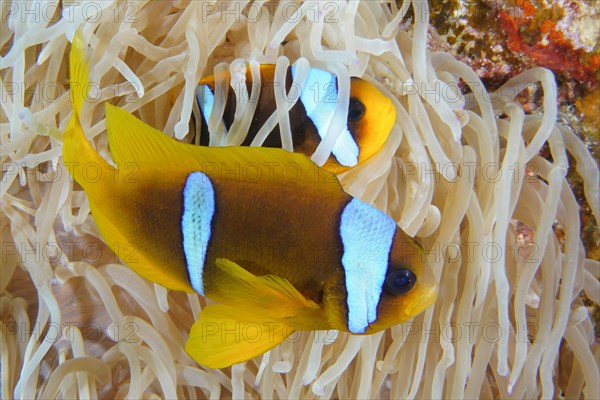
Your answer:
[1,0,598,398]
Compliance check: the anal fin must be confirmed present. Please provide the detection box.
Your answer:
[185,304,297,369]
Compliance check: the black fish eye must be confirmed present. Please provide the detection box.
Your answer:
[384,268,416,295]
[348,97,365,122]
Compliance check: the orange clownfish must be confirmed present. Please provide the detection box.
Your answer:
[196,63,396,173]
[63,33,437,369]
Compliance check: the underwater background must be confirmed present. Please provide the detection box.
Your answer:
[1,0,598,398]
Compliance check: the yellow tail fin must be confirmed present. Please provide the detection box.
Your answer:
[62,30,114,191]
[69,30,89,116]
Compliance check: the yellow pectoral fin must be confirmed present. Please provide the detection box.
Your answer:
[186,304,297,369]
[208,258,321,320]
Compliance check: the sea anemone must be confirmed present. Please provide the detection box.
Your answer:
[1,0,598,398]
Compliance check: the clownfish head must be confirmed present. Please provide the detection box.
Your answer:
[321,199,437,334]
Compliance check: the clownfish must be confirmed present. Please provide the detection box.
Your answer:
[195,63,396,173]
[63,33,437,369]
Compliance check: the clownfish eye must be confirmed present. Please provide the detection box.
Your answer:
[384,268,416,295]
[348,97,365,122]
